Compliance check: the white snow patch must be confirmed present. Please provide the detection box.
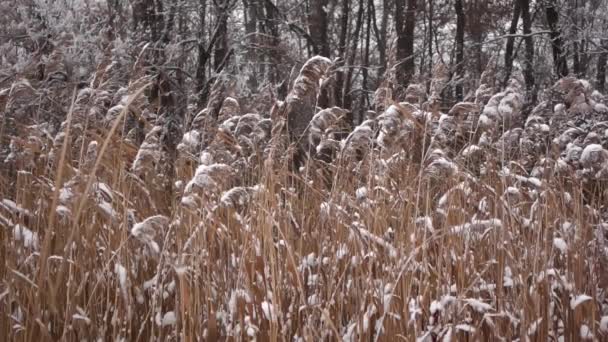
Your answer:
[570,294,592,309]
[464,298,493,313]
[114,263,128,298]
[59,188,74,203]
[72,313,91,325]
[161,311,176,326]
[580,144,606,168]
[261,301,276,321]
[430,300,443,315]
[72,307,91,325]
[600,316,608,333]
[13,224,39,249]
[356,186,368,200]
[527,318,542,336]
[1,199,31,216]
[580,324,593,340]
[553,238,568,254]
[455,324,476,333]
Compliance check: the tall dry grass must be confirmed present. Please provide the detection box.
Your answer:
[1,54,608,342]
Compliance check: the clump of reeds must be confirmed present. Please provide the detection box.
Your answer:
[1,51,607,342]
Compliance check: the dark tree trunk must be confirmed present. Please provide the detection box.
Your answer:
[107,0,122,39]
[343,0,365,110]
[335,0,350,107]
[469,0,485,77]
[597,38,608,92]
[261,0,281,84]
[503,0,521,86]
[161,0,176,44]
[308,0,330,57]
[571,0,587,77]
[243,0,258,34]
[362,0,373,97]
[213,0,230,70]
[454,0,465,101]
[519,0,536,102]
[368,0,384,85]
[573,41,581,76]
[195,0,208,102]
[546,1,569,78]
[131,0,164,43]
[395,0,416,88]
[243,0,260,89]
[378,0,389,78]
[196,0,230,106]
[427,0,434,92]
[152,0,164,42]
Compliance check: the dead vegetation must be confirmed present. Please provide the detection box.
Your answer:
[1,53,608,341]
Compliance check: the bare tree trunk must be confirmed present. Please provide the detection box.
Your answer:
[546,0,569,78]
[454,0,465,100]
[152,0,164,42]
[571,0,587,77]
[335,0,350,108]
[243,0,260,89]
[308,0,330,57]
[362,0,373,97]
[368,0,384,85]
[503,0,521,86]
[160,0,176,44]
[243,0,258,34]
[378,0,389,77]
[213,0,230,70]
[131,0,164,43]
[395,0,416,88]
[344,0,365,110]
[261,0,281,84]
[427,0,434,92]
[469,0,485,77]
[573,41,581,76]
[519,0,535,102]
[195,0,208,101]
[107,0,122,39]
[597,38,608,92]
[309,0,331,107]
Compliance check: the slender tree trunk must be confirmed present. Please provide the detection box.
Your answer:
[262,0,280,84]
[504,0,521,86]
[176,2,187,118]
[153,0,165,42]
[454,0,465,100]
[368,0,384,84]
[573,41,581,76]
[308,0,330,57]
[469,0,485,77]
[597,38,608,92]
[395,0,417,88]
[161,0,176,44]
[519,0,535,102]
[243,0,260,89]
[243,0,258,34]
[309,0,331,107]
[195,0,208,101]
[378,0,389,77]
[132,0,164,43]
[362,0,373,96]
[335,0,350,107]
[344,0,365,110]
[107,0,120,39]
[427,0,434,92]
[571,0,587,77]
[214,1,230,70]
[546,0,569,78]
